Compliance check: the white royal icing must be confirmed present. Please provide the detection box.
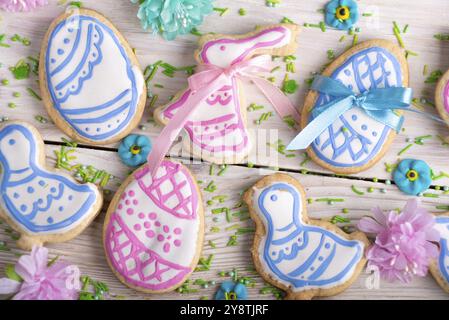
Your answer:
[251,181,364,292]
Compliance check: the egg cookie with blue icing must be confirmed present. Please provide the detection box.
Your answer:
[0,121,103,250]
[39,8,146,145]
[429,213,449,294]
[301,40,409,174]
[244,173,369,299]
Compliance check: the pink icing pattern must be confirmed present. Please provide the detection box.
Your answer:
[104,160,201,291]
[159,26,292,161]
[444,80,449,114]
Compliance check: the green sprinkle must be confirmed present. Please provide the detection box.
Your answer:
[213,7,229,16]
[393,22,405,48]
[339,35,346,42]
[69,1,83,8]
[327,49,335,60]
[281,17,294,24]
[342,208,349,214]
[423,64,429,76]
[5,264,22,281]
[351,185,365,195]
[266,0,281,7]
[190,27,203,36]
[398,143,413,156]
[238,8,246,16]
[217,164,228,176]
[8,102,16,108]
[209,164,214,176]
[9,59,30,80]
[281,74,298,94]
[315,198,344,204]
[226,235,238,246]
[225,224,240,231]
[1,79,9,85]
[434,33,449,41]
[27,87,42,101]
[13,92,20,97]
[362,13,373,17]
[210,226,220,233]
[283,115,297,128]
[330,215,350,224]
[385,162,397,173]
[422,193,439,198]
[436,205,449,210]
[204,181,217,193]
[319,21,326,32]
[403,24,409,33]
[195,254,214,271]
[208,240,216,248]
[367,187,374,193]
[425,70,443,84]
[352,34,358,46]
[300,153,311,166]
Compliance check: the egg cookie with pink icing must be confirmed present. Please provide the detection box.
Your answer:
[103,160,204,293]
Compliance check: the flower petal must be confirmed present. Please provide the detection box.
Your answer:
[233,283,248,300]
[0,278,21,295]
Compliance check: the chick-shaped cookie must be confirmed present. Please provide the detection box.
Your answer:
[244,173,368,299]
[0,121,102,250]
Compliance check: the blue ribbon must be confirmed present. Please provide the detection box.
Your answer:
[286,75,413,150]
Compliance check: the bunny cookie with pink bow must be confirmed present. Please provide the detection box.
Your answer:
[154,24,301,165]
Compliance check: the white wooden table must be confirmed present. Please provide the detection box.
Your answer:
[0,0,449,300]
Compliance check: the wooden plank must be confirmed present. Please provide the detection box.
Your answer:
[0,145,447,299]
[1,0,449,182]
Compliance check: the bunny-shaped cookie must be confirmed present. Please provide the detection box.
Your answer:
[154,24,299,164]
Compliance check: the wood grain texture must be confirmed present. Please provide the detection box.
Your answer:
[0,0,448,300]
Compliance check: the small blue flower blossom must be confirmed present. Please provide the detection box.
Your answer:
[118,134,152,167]
[324,0,359,30]
[393,159,432,195]
[215,280,248,300]
[131,0,214,40]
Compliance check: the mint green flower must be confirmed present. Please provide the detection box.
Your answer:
[131,0,214,40]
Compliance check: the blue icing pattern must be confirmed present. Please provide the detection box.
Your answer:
[45,15,142,142]
[257,183,364,290]
[436,217,449,285]
[311,47,402,167]
[0,123,99,233]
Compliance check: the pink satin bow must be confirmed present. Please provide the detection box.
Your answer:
[147,54,301,176]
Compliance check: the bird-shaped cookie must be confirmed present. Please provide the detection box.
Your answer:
[244,173,369,299]
[430,215,449,294]
[0,121,102,250]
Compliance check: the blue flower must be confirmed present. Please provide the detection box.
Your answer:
[118,134,152,167]
[131,0,214,40]
[393,159,432,195]
[215,280,248,300]
[324,0,359,30]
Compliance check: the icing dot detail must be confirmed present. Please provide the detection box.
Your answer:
[157,234,164,242]
[50,187,56,193]
[146,230,155,238]
[13,192,19,199]
[163,243,170,253]
[270,194,278,201]
[20,205,27,212]
[47,217,54,224]
[8,139,15,145]
[138,212,145,219]
[163,225,169,233]
[361,124,367,131]
[155,221,161,227]
[133,224,141,231]
[58,206,64,212]
[144,222,151,229]
[174,228,182,235]
[351,114,357,121]
[27,186,34,194]
[149,212,157,220]
[174,239,181,247]
[325,243,331,249]
[63,38,70,44]
[126,208,134,215]
[57,49,64,55]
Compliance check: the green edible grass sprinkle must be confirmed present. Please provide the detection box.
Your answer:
[434,33,449,41]
[281,17,294,24]
[351,185,365,195]
[27,87,42,101]
[190,27,203,36]
[238,8,246,16]
[422,193,439,198]
[398,143,413,156]
[213,7,229,16]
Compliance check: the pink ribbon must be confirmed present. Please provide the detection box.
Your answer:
[147,54,301,176]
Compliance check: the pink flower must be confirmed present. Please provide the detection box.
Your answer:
[0,246,80,300]
[0,0,48,12]
[357,199,440,283]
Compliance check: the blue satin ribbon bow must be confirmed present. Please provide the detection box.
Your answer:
[286,75,413,150]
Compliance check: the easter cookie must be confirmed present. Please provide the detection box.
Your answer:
[300,40,409,174]
[103,160,204,293]
[430,213,449,294]
[244,173,369,299]
[435,69,449,139]
[154,24,299,164]
[39,8,146,145]
[0,121,103,250]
